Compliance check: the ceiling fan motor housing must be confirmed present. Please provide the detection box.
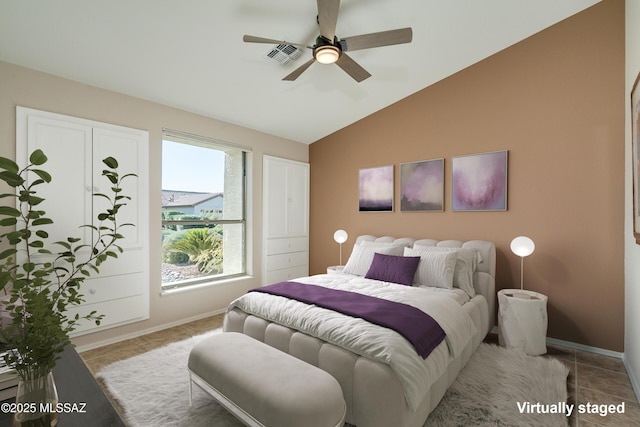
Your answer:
[313,36,342,64]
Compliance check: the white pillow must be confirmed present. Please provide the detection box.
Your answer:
[360,241,397,248]
[403,247,457,289]
[343,244,405,276]
[412,245,479,297]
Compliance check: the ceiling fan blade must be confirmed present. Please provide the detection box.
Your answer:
[341,27,413,52]
[317,0,340,41]
[283,58,316,81]
[336,53,371,82]
[243,35,309,48]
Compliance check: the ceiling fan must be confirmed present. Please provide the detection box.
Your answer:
[243,0,413,82]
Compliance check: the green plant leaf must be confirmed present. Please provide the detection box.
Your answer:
[73,244,89,253]
[0,217,17,226]
[0,206,21,217]
[0,272,10,289]
[31,169,52,183]
[29,149,48,165]
[0,157,19,173]
[102,157,118,168]
[5,231,24,244]
[26,195,45,206]
[32,218,54,226]
[53,241,71,250]
[0,248,17,260]
[0,171,24,187]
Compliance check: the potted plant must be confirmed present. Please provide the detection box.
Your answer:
[0,149,135,426]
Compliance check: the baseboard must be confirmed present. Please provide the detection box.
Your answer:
[489,326,624,358]
[622,355,640,404]
[545,336,624,359]
[73,308,226,353]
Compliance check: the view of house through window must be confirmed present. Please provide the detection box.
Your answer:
[161,130,247,290]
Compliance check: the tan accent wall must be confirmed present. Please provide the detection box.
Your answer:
[0,60,308,349]
[310,0,625,351]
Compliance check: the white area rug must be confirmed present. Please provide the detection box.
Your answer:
[97,329,242,427]
[426,343,570,427]
[97,332,569,427]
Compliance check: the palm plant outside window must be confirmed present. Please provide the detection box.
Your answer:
[161,130,247,290]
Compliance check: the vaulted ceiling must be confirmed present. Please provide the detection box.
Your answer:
[0,0,601,144]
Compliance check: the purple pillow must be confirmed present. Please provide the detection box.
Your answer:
[365,252,420,286]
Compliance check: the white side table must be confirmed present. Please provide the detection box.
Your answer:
[498,289,548,355]
[327,266,344,275]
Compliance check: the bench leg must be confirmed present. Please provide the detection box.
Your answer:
[189,370,264,427]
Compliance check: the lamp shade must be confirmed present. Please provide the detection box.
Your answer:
[333,229,348,244]
[314,45,341,64]
[510,236,535,257]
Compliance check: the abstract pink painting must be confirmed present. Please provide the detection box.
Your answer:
[400,159,444,212]
[452,151,508,211]
[359,165,394,212]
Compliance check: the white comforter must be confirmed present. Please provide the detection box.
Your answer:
[227,274,477,410]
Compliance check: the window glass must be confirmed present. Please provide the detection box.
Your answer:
[161,131,247,290]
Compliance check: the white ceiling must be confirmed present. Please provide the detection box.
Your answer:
[0,0,601,144]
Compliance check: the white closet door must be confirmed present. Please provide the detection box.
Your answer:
[16,107,150,336]
[286,161,309,237]
[264,156,288,238]
[263,155,309,285]
[92,127,148,249]
[22,114,93,246]
[263,155,309,238]
[91,127,148,278]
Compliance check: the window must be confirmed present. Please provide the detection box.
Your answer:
[161,129,248,290]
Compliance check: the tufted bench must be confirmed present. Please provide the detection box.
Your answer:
[188,332,346,427]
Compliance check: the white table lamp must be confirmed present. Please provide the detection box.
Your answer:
[510,236,535,290]
[333,229,348,266]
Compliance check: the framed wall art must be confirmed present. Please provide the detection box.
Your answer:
[400,158,444,212]
[359,165,394,212]
[631,72,640,244]
[452,150,508,211]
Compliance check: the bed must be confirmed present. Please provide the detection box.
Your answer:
[223,236,496,427]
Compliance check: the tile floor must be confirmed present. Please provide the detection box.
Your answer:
[81,314,225,374]
[81,314,640,426]
[483,333,640,426]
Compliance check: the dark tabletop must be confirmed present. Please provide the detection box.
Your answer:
[0,345,125,427]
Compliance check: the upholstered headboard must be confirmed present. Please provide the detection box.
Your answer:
[354,235,496,329]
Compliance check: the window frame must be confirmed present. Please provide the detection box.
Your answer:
[161,128,250,291]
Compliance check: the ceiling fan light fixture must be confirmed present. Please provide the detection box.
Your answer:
[314,45,341,64]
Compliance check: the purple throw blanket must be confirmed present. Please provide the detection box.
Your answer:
[250,281,445,359]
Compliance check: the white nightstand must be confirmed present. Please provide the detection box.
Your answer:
[327,266,344,275]
[497,289,548,355]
